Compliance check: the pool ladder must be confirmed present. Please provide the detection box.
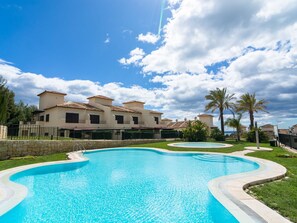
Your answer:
[73,143,86,153]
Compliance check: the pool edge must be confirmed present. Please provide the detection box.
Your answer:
[168,142,234,148]
[0,147,291,223]
[0,152,88,216]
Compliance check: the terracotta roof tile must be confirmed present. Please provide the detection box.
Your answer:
[108,105,142,114]
[87,95,114,100]
[123,100,145,104]
[37,90,67,96]
[149,110,163,115]
[45,102,104,112]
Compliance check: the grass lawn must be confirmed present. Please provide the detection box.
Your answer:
[0,140,296,222]
[247,147,297,223]
[0,153,68,171]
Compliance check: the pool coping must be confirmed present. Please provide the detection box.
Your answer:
[168,142,234,148]
[0,147,291,223]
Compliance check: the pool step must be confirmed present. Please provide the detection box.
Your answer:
[192,154,240,163]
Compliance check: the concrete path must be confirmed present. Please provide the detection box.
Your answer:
[230,146,272,156]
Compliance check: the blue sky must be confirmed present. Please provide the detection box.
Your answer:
[0,0,297,129]
[0,0,166,85]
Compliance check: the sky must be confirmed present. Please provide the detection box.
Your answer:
[0,0,297,129]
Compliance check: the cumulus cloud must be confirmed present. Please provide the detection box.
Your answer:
[2,0,297,128]
[123,0,297,75]
[137,32,159,44]
[0,57,296,128]
[118,48,145,65]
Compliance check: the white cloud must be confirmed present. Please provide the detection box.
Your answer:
[124,0,297,74]
[137,32,159,44]
[0,58,296,128]
[118,48,145,65]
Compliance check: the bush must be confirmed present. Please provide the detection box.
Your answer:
[210,128,225,141]
[182,120,208,142]
[246,129,269,143]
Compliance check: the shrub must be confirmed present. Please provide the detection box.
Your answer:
[182,120,208,142]
[210,128,225,141]
[246,129,269,143]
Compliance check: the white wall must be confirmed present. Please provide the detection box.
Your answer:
[0,125,7,140]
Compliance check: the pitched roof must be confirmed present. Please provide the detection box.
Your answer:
[198,114,214,117]
[123,100,145,104]
[167,120,189,129]
[37,90,67,96]
[108,105,142,114]
[260,124,274,128]
[87,95,114,100]
[44,102,104,112]
[149,110,163,115]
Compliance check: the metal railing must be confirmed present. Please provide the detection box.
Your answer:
[279,133,297,149]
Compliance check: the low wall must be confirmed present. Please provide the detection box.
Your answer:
[0,126,7,140]
[0,139,166,160]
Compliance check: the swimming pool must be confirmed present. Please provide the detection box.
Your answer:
[0,148,259,223]
[168,142,233,148]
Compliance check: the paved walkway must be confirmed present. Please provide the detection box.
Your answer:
[230,147,272,156]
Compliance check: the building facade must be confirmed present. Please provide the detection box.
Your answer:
[164,114,216,132]
[20,91,163,139]
[260,124,275,139]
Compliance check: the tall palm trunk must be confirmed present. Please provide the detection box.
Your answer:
[220,108,224,135]
[249,110,254,129]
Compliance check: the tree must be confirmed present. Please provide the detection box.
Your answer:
[7,101,38,125]
[183,120,208,142]
[210,128,225,141]
[225,113,242,141]
[236,93,268,129]
[205,88,235,135]
[0,76,9,124]
[0,75,37,125]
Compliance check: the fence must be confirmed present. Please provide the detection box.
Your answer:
[161,130,183,139]
[279,133,297,149]
[7,125,114,140]
[6,125,183,140]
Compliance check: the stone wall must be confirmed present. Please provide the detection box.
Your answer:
[0,126,7,140]
[0,139,165,160]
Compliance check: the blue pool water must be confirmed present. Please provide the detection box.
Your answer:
[169,142,232,148]
[0,149,259,223]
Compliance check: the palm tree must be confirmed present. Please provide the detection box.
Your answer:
[205,88,235,135]
[225,113,242,141]
[236,93,268,129]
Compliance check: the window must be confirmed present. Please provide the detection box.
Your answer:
[132,116,139,124]
[154,117,159,124]
[90,115,100,124]
[46,114,50,122]
[66,113,79,123]
[115,115,124,124]
[40,115,44,121]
